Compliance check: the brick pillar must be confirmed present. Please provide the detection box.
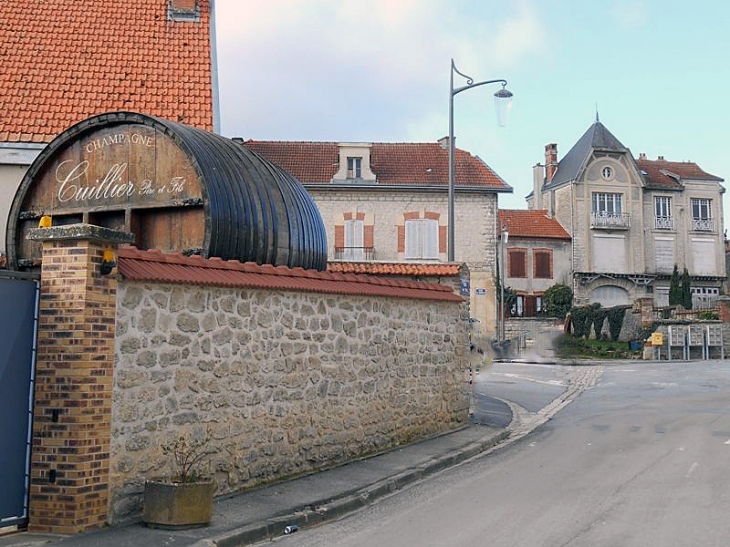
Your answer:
[718,296,730,323]
[635,297,655,327]
[27,224,133,534]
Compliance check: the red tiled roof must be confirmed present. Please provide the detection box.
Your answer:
[328,262,462,276]
[0,0,214,143]
[637,157,724,189]
[117,247,463,302]
[498,209,571,240]
[244,140,510,189]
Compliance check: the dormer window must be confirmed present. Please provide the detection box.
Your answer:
[347,157,362,179]
[332,143,377,183]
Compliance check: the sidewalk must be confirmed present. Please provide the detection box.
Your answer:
[1,424,510,547]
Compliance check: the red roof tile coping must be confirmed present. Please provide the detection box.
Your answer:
[0,0,214,142]
[244,140,511,190]
[117,248,464,303]
[498,209,571,240]
[328,262,462,277]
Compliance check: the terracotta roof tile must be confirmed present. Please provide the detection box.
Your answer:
[498,209,571,240]
[637,157,724,189]
[117,247,463,303]
[244,140,511,190]
[328,262,462,277]
[0,0,214,142]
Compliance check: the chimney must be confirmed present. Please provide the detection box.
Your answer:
[437,136,451,150]
[532,163,544,210]
[545,143,558,183]
[639,152,646,160]
[658,155,665,161]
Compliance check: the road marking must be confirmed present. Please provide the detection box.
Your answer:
[686,462,698,478]
[724,438,730,445]
[492,372,564,386]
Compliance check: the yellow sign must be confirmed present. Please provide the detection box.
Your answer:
[650,332,664,346]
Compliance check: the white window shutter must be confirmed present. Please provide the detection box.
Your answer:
[422,219,439,259]
[405,220,420,258]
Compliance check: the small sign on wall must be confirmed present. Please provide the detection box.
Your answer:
[475,288,486,296]
[460,280,470,296]
[650,332,664,346]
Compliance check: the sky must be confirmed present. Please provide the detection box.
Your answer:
[213,0,729,230]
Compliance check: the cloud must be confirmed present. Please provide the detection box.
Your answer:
[213,0,546,141]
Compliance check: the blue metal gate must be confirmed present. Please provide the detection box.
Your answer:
[0,271,39,529]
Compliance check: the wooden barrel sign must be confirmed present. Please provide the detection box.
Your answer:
[7,112,327,271]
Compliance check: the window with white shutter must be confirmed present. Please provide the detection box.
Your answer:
[344,219,364,260]
[405,219,439,259]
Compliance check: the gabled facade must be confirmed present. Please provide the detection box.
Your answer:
[498,209,572,317]
[0,0,217,252]
[244,139,513,336]
[528,119,726,308]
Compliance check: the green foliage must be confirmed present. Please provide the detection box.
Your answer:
[669,264,681,306]
[592,305,608,339]
[607,306,626,342]
[699,310,719,320]
[681,267,693,309]
[570,305,594,338]
[543,284,573,319]
[554,334,640,359]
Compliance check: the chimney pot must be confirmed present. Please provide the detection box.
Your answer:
[545,143,558,183]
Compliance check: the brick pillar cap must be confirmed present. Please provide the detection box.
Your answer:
[28,223,134,245]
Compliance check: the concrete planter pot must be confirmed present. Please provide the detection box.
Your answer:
[143,479,215,528]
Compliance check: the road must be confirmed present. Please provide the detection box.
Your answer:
[279,360,730,547]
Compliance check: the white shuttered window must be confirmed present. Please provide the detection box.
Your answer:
[405,219,439,259]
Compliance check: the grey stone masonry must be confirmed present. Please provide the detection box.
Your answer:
[110,281,469,522]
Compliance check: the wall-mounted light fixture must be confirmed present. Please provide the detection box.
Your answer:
[100,248,116,276]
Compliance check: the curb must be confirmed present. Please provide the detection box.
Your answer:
[200,429,511,547]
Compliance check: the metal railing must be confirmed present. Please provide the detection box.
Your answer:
[590,211,631,229]
[654,216,674,230]
[692,218,715,232]
[333,246,375,261]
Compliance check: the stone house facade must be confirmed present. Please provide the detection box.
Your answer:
[498,209,572,317]
[243,139,512,339]
[528,119,726,308]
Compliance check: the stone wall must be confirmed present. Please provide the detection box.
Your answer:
[109,281,469,522]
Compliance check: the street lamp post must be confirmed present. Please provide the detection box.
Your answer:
[448,59,513,262]
[500,226,509,341]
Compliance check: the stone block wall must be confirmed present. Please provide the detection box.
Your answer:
[109,281,469,522]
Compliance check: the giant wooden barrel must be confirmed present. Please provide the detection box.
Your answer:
[6,112,327,271]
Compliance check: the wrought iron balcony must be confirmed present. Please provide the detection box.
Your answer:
[334,246,375,261]
[692,218,715,232]
[590,211,631,229]
[654,216,674,230]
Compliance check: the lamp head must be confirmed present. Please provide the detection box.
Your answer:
[494,83,513,127]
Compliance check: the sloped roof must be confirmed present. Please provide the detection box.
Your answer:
[637,157,724,190]
[117,247,463,302]
[328,262,462,276]
[243,140,512,190]
[0,0,214,143]
[548,121,628,187]
[498,209,571,240]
